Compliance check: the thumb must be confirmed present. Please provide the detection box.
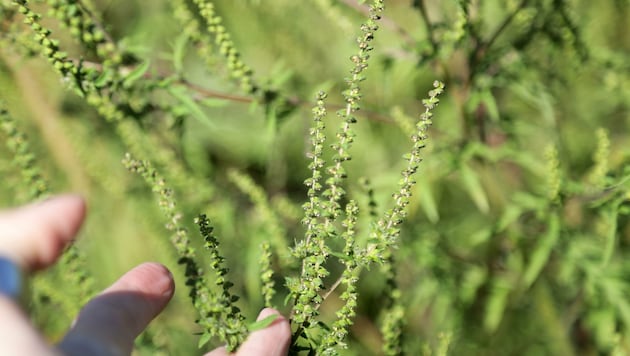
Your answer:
[58,263,175,356]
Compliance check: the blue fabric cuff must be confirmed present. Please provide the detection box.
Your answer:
[0,257,21,300]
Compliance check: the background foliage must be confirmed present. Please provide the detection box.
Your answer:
[1,0,630,355]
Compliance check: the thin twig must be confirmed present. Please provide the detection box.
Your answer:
[180,78,394,124]
[69,59,396,124]
[319,267,358,304]
[469,0,530,81]
[414,0,438,53]
[178,79,257,104]
[76,0,116,45]
[483,0,531,55]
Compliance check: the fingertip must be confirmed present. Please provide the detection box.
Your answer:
[257,307,283,321]
[125,262,175,299]
[47,194,87,236]
[34,194,87,269]
[37,194,87,219]
[60,263,176,356]
[204,309,291,356]
[204,346,228,356]
[99,262,175,312]
[0,194,87,271]
[235,308,291,356]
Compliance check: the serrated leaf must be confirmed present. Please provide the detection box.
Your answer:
[247,314,280,332]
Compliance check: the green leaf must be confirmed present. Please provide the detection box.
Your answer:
[157,76,176,88]
[460,266,487,304]
[416,174,439,223]
[586,307,617,348]
[123,60,150,88]
[460,163,489,213]
[512,191,545,210]
[94,68,114,88]
[467,89,499,122]
[496,204,522,232]
[600,203,621,269]
[329,250,353,262]
[198,332,212,348]
[266,60,294,88]
[248,99,260,114]
[168,86,216,128]
[480,89,500,122]
[469,227,492,246]
[484,276,510,332]
[247,314,280,332]
[522,213,560,288]
[265,105,278,136]
[172,32,189,74]
[509,82,555,125]
[316,320,332,332]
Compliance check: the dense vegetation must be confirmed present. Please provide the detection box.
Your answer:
[1,0,629,354]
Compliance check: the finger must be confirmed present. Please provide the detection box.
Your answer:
[0,194,86,271]
[235,309,290,356]
[204,308,291,356]
[0,297,55,355]
[204,346,229,356]
[59,263,175,356]
[0,195,86,355]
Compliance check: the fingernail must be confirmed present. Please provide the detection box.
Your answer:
[153,264,175,298]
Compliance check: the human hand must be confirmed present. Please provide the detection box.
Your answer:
[0,195,290,355]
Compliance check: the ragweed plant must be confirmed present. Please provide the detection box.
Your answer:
[123,1,443,351]
[123,154,250,351]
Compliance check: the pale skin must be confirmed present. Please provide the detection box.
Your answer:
[0,195,291,356]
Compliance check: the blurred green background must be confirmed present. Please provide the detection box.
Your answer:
[1,0,630,354]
